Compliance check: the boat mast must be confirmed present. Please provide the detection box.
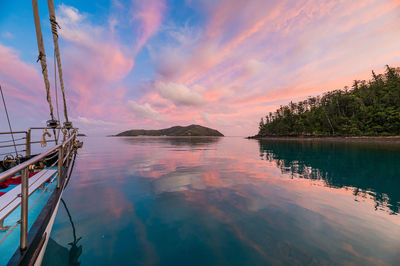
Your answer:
[47,0,71,128]
[32,0,56,125]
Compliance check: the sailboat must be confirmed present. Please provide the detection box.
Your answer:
[0,0,82,265]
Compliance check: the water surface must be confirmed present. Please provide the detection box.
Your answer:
[43,136,400,265]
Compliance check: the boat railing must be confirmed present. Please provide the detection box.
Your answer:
[0,131,28,157]
[0,126,75,157]
[0,129,78,250]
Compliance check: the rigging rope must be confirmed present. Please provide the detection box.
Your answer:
[48,0,70,124]
[0,137,25,144]
[62,129,68,142]
[32,0,55,122]
[0,85,19,156]
[54,49,61,144]
[0,150,25,157]
[54,50,60,124]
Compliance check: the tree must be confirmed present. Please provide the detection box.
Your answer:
[256,65,400,137]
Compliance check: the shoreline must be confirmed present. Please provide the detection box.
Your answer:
[248,135,400,143]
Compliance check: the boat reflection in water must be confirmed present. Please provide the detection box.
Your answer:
[42,199,82,266]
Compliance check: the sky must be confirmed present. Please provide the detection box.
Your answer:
[0,0,400,136]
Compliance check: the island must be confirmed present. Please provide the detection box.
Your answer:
[252,65,400,138]
[114,124,224,137]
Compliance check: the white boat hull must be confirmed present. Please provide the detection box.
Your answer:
[33,190,63,266]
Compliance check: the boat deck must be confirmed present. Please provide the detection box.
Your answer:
[0,168,58,265]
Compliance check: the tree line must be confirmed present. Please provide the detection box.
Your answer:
[257,65,400,136]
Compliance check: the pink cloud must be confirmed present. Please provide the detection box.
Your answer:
[56,5,135,127]
[1,2,167,134]
[143,0,400,136]
[54,3,166,133]
[0,45,42,100]
[155,81,206,106]
[3,0,400,136]
[127,100,166,122]
[131,0,165,55]
[0,44,48,124]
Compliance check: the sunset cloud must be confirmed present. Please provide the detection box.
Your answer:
[54,4,136,129]
[128,100,166,122]
[72,116,117,127]
[1,0,399,135]
[57,4,134,82]
[145,0,400,135]
[156,81,206,106]
[0,43,46,122]
[130,0,165,55]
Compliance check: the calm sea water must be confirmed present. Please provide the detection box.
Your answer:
[43,136,400,265]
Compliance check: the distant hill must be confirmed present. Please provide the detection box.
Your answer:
[115,125,224,137]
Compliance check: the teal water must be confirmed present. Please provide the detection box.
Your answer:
[43,137,400,265]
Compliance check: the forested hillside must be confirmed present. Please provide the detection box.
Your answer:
[257,65,400,136]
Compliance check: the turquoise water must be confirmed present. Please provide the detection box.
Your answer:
[43,137,400,265]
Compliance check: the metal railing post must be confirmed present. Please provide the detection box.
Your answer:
[57,145,63,188]
[66,139,72,167]
[26,130,31,157]
[20,168,28,250]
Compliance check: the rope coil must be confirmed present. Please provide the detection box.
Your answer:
[41,129,52,147]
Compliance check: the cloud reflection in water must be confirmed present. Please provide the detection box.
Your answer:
[45,137,400,265]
